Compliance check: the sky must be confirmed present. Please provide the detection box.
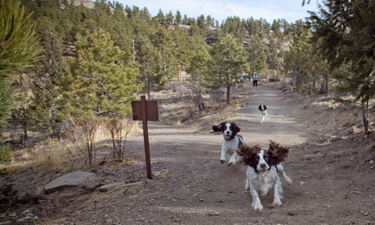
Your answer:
[116,0,320,24]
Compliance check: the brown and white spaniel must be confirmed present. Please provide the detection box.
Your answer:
[237,140,292,211]
[212,122,244,165]
[258,105,268,123]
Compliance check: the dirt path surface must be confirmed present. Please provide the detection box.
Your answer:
[48,83,372,225]
[5,83,375,225]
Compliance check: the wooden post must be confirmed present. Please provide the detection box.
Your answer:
[141,96,152,179]
[131,96,158,180]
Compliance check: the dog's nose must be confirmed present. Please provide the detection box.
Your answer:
[260,163,266,169]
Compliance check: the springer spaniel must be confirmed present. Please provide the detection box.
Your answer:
[212,122,244,165]
[258,105,268,123]
[237,140,292,211]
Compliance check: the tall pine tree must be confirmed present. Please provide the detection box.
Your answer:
[0,0,42,136]
[208,34,248,104]
[65,29,139,118]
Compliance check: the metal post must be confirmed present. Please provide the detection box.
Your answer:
[141,96,152,179]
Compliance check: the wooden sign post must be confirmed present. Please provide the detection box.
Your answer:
[131,96,159,179]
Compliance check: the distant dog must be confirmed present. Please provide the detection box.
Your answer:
[258,105,268,123]
[212,122,244,165]
[237,140,292,211]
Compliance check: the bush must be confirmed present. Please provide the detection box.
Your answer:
[0,144,12,162]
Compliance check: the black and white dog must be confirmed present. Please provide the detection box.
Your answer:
[212,122,244,165]
[258,105,268,123]
[237,140,292,211]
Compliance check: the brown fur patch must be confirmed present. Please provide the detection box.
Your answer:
[268,140,290,164]
[237,144,261,159]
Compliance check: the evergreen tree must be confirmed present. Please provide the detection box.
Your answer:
[187,46,211,110]
[175,10,181,24]
[271,19,281,38]
[247,36,268,74]
[28,28,67,137]
[137,39,162,100]
[182,14,188,24]
[208,34,248,104]
[0,0,42,80]
[308,0,375,134]
[155,28,179,87]
[165,10,174,27]
[283,23,311,92]
[65,29,139,118]
[0,0,42,135]
[156,9,167,28]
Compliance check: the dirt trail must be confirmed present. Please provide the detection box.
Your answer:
[47,84,375,225]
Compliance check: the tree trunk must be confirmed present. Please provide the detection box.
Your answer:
[325,73,328,93]
[226,85,230,104]
[362,98,369,135]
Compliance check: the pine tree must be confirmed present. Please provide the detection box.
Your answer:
[28,28,67,138]
[137,39,162,100]
[175,10,181,25]
[155,28,179,87]
[187,46,211,110]
[0,0,42,136]
[247,36,268,74]
[65,29,139,118]
[208,34,248,104]
[308,0,375,134]
[0,0,42,79]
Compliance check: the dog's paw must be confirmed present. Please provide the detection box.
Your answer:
[219,159,225,164]
[285,177,293,185]
[272,200,282,206]
[227,159,236,165]
[253,204,263,211]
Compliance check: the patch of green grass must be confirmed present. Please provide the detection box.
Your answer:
[0,144,12,162]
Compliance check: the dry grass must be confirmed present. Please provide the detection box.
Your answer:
[1,121,143,174]
[1,83,243,174]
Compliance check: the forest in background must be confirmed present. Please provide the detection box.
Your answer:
[1,0,375,163]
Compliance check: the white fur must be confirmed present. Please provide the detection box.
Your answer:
[259,105,268,123]
[245,150,292,211]
[217,122,243,165]
[220,135,243,165]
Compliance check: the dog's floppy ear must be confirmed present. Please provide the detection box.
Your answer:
[233,123,240,134]
[212,122,225,132]
[237,144,261,165]
[267,140,290,165]
[258,105,261,111]
[264,105,267,110]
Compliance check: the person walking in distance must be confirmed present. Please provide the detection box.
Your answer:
[253,72,259,87]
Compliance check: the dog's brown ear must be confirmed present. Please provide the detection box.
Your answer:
[212,122,224,132]
[237,144,261,160]
[234,124,240,134]
[268,140,290,163]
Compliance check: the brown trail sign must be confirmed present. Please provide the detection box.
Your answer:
[131,96,159,179]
